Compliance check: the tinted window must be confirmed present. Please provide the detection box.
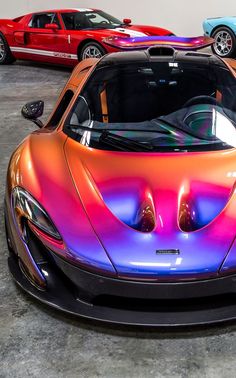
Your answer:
[61,11,122,30]
[48,90,74,128]
[30,13,60,29]
[64,61,236,152]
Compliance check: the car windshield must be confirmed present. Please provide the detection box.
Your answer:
[64,59,236,152]
[61,10,123,30]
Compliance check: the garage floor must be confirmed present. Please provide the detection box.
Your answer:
[1,62,236,378]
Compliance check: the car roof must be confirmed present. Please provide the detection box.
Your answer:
[29,8,98,14]
[99,49,226,67]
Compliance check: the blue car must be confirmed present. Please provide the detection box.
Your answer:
[203,17,236,57]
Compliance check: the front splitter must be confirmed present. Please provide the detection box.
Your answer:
[8,255,236,327]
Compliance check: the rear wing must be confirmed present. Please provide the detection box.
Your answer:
[103,35,214,51]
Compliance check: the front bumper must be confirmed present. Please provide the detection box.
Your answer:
[8,247,236,327]
[6,198,236,327]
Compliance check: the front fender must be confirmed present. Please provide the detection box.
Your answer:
[220,237,236,275]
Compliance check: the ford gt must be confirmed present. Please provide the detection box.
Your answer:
[0,8,173,66]
[203,16,236,58]
[5,36,236,326]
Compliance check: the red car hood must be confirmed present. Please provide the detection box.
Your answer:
[70,24,172,38]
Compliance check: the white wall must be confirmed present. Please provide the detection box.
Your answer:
[1,0,235,35]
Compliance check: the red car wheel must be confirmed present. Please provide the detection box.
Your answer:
[79,42,106,60]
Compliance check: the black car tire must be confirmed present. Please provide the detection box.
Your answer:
[211,27,236,58]
[79,42,106,61]
[0,32,15,64]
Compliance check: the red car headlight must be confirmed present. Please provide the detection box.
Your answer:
[12,187,61,241]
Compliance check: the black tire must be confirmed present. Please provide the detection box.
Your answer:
[211,26,236,58]
[79,41,106,61]
[0,32,15,64]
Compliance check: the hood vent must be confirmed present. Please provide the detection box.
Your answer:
[133,198,156,233]
[178,181,230,232]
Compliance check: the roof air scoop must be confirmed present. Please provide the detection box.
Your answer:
[148,46,175,56]
[148,46,175,57]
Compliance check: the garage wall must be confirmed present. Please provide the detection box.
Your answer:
[1,0,235,35]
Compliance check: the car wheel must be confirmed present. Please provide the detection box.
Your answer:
[211,27,236,58]
[79,42,106,61]
[0,33,15,64]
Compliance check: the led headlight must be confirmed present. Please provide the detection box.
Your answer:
[12,187,61,240]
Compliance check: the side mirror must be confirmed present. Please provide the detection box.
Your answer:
[21,100,44,128]
[123,18,132,25]
[45,23,59,30]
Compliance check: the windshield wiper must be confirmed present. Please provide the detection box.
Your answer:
[99,131,153,152]
[65,124,154,151]
[66,123,170,134]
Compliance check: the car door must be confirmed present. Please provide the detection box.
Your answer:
[22,12,73,65]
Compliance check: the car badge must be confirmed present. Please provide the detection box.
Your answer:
[156,249,180,255]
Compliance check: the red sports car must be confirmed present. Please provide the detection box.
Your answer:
[0,8,173,66]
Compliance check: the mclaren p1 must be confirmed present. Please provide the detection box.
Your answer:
[5,36,236,326]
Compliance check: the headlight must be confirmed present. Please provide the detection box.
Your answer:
[12,187,61,240]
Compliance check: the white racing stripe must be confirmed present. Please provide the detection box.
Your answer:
[10,46,78,60]
[111,28,147,37]
[10,28,147,60]
[71,8,93,12]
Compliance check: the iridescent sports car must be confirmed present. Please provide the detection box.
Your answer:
[203,17,236,58]
[5,36,236,326]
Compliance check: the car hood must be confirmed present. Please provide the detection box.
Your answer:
[73,25,172,38]
[64,138,236,280]
[206,17,236,26]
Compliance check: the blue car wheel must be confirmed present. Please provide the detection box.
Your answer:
[211,27,236,58]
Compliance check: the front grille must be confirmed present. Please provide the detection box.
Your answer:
[93,293,236,313]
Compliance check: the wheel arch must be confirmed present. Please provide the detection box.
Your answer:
[0,30,10,42]
[210,24,235,37]
[77,38,107,59]
[0,31,16,63]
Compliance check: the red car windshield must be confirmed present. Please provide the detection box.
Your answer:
[61,11,123,30]
[64,61,236,152]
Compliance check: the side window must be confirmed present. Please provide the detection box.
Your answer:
[61,13,92,30]
[48,90,74,128]
[29,13,60,29]
[61,13,75,30]
[86,13,106,26]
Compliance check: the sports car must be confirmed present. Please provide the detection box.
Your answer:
[5,35,236,326]
[0,8,173,66]
[203,16,236,58]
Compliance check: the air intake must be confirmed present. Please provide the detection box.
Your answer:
[148,46,175,57]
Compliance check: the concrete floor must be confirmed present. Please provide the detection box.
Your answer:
[1,61,236,378]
